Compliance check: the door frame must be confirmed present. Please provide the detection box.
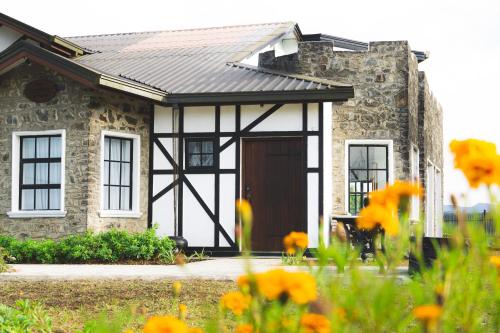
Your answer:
[241,136,308,253]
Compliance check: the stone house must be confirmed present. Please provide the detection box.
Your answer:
[0,13,443,253]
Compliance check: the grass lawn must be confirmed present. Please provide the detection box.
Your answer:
[0,280,235,332]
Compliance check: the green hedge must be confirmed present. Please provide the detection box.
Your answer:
[0,229,176,264]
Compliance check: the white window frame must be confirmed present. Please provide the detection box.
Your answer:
[425,160,442,236]
[410,145,420,221]
[99,130,141,218]
[344,139,394,214]
[8,129,67,218]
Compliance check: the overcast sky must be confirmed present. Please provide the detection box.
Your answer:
[3,0,499,206]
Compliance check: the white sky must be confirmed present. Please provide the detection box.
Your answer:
[3,0,499,206]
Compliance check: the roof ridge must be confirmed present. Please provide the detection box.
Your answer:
[67,21,295,39]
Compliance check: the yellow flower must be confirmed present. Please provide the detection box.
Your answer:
[235,324,254,333]
[450,139,500,188]
[300,313,331,333]
[283,231,308,255]
[236,199,253,223]
[239,269,317,305]
[173,281,182,296]
[490,255,500,269]
[143,315,188,333]
[178,303,187,320]
[413,304,443,328]
[124,330,134,333]
[220,291,251,316]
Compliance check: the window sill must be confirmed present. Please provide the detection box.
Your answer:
[99,210,142,219]
[7,210,67,218]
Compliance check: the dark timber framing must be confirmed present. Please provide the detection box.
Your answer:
[148,102,325,254]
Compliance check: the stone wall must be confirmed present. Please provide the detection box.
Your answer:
[418,71,444,199]
[260,41,421,213]
[0,62,151,239]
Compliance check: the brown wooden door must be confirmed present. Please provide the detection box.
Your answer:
[242,137,305,252]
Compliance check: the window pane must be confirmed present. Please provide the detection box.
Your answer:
[49,189,61,210]
[202,154,213,166]
[349,146,367,169]
[22,138,36,158]
[202,141,213,153]
[21,189,34,210]
[188,141,201,154]
[104,162,110,184]
[49,163,61,184]
[369,170,388,190]
[349,170,367,182]
[50,137,62,158]
[121,140,131,162]
[104,137,110,160]
[189,155,201,167]
[103,186,109,210]
[35,189,48,210]
[109,187,120,210]
[120,187,130,210]
[36,137,49,158]
[109,162,121,185]
[36,163,49,184]
[110,138,121,160]
[369,146,387,169]
[121,163,130,185]
[23,163,35,185]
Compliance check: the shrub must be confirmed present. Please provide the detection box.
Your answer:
[0,247,11,273]
[0,228,176,265]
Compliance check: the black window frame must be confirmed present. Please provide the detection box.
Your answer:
[348,144,389,215]
[19,134,62,211]
[103,136,134,211]
[185,138,216,171]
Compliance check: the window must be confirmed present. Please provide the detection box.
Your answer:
[426,162,443,237]
[100,131,141,218]
[186,139,215,169]
[103,136,133,210]
[410,146,420,221]
[347,144,389,215]
[8,130,66,218]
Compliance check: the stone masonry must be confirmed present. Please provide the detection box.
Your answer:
[0,63,151,239]
[260,40,443,217]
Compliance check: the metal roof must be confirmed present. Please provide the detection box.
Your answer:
[67,23,353,98]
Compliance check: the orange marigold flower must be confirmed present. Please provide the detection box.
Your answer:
[283,231,309,255]
[357,202,399,236]
[413,304,442,327]
[235,324,254,333]
[143,315,188,333]
[220,291,251,316]
[389,180,422,198]
[236,199,253,223]
[172,281,182,296]
[178,304,187,320]
[238,269,317,305]
[188,328,203,333]
[450,139,500,188]
[285,271,317,304]
[300,313,331,333]
[490,255,500,269]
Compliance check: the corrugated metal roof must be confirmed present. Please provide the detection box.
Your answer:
[67,22,350,95]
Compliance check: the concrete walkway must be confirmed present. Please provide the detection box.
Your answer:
[0,258,408,281]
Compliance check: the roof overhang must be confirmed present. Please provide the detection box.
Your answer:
[163,88,354,105]
[0,12,87,57]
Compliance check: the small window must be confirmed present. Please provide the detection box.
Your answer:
[186,138,215,169]
[19,135,62,211]
[348,145,389,215]
[103,136,133,211]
